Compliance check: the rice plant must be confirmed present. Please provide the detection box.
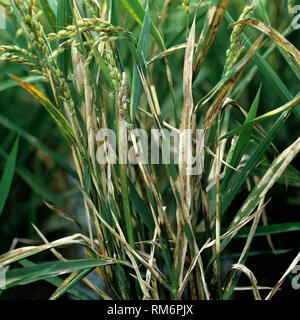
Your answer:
[0,0,299,300]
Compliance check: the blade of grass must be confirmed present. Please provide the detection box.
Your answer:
[0,147,66,208]
[0,114,77,178]
[0,76,47,92]
[130,1,150,122]
[57,0,73,76]
[119,0,164,49]
[0,136,19,216]
[224,248,293,259]
[225,11,300,120]
[19,259,95,300]
[254,163,300,188]
[224,136,300,247]
[193,0,231,78]
[231,263,261,300]
[0,234,87,266]
[265,251,300,300]
[229,18,300,66]
[49,268,93,300]
[221,95,300,140]
[4,259,114,289]
[40,0,57,33]
[221,86,261,191]
[220,137,300,296]
[128,179,155,233]
[235,222,300,238]
[10,75,76,142]
[220,110,294,218]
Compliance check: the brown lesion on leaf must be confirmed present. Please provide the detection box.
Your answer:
[193,0,231,76]
[229,17,300,66]
[202,35,263,131]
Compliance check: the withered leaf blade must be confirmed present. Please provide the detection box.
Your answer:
[202,34,264,131]
[231,263,261,300]
[229,18,300,66]
[178,18,196,216]
[194,0,231,77]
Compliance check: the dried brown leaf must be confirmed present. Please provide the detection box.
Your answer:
[202,34,264,131]
[230,18,300,66]
[194,0,231,75]
[231,263,261,300]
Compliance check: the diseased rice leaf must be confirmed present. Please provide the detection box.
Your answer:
[10,75,76,142]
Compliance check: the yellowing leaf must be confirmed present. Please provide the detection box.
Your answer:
[10,74,75,141]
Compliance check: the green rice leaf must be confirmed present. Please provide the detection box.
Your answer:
[49,268,93,300]
[130,1,150,122]
[119,0,165,49]
[57,0,73,76]
[221,95,300,140]
[4,259,114,289]
[0,114,77,178]
[10,75,76,142]
[0,136,19,216]
[235,222,300,238]
[40,0,57,33]
[128,179,155,233]
[221,86,261,191]
[0,76,46,92]
[19,259,95,300]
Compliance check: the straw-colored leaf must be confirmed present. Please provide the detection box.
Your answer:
[221,136,300,254]
[265,251,300,300]
[0,234,86,266]
[178,18,196,217]
[231,263,261,300]
[202,34,263,131]
[230,18,300,66]
[194,0,231,76]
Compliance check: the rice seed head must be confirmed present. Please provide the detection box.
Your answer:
[104,44,122,90]
[224,0,257,76]
[83,0,99,17]
[49,47,65,61]
[12,0,49,55]
[182,0,190,14]
[0,45,46,71]
[48,19,120,42]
